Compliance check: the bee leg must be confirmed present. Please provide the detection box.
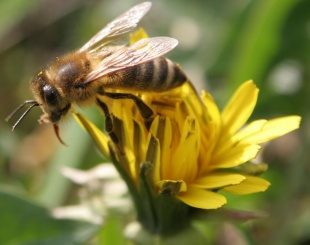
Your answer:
[104,92,155,128]
[96,98,119,144]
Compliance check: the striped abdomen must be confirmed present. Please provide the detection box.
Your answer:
[105,57,187,92]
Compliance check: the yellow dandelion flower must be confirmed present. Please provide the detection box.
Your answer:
[74,80,301,211]
[73,28,301,235]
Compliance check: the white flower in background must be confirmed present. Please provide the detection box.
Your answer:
[52,163,132,224]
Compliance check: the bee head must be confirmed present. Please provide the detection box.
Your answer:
[31,71,71,124]
[5,70,70,145]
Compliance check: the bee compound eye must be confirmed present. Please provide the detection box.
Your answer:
[43,84,60,106]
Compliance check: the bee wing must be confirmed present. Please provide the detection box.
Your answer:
[80,2,152,52]
[84,37,178,83]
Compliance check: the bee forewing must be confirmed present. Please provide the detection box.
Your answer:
[84,37,178,83]
[129,37,179,61]
[80,2,152,52]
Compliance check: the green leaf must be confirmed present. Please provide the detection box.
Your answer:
[0,189,98,245]
[98,217,125,245]
[228,0,299,87]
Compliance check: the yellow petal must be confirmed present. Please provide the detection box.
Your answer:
[242,116,301,144]
[146,133,161,183]
[221,80,259,136]
[201,91,221,127]
[132,120,147,167]
[174,101,187,130]
[211,144,261,169]
[149,116,174,181]
[222,176,270,194]
[172,118,199,181]
[156,117,173,181]
[104,116,137,178]
[130,28,149,45]
[177,186,227,209]
[149,115,160,135]
[192,173,246,189]
[126,148,139,181]
[73,112,110,158]
[233,119,267,142]
[185,84,205,118]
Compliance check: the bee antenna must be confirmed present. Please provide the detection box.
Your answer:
[5,100,40,131]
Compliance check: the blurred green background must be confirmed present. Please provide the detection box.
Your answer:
[0,0,309,244]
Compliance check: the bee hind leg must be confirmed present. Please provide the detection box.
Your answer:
[104,92,155,129]
[96,98,119,144]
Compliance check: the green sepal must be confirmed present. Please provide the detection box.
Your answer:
[108,142,141,216]
[137,161,158,234]
[155,193,191,236]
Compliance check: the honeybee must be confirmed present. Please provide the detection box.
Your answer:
[6,2,187,144]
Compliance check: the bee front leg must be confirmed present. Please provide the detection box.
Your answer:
[96,98,119,144]
[104,92,155,128]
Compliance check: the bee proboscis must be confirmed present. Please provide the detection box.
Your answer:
[6,2,188,144]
